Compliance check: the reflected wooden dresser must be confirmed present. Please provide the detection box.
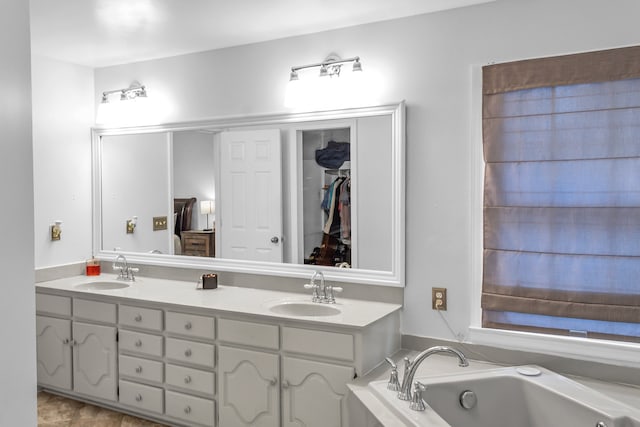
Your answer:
[181,230,215,257]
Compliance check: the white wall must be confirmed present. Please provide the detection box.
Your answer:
[92,0,640,342]
[32,56,94,267]
[0,0,37,424]
[102,133,172,254]
[173,131,216,231]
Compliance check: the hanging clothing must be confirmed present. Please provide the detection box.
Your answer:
[323,177,344,236]
[338,177,351,241]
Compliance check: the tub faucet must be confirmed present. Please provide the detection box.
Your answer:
[398,346,468,401]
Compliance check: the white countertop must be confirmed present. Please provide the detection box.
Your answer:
[36,274,402,329]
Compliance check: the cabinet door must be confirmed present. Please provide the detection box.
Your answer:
[36,316,72,390]
[218,345,279,427]
[282,356,354,427]
[72,322,117,401]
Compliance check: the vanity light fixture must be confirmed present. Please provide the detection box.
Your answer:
[289,54,363,81]
[101,81,147,104]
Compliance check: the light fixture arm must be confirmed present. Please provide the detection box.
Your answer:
[290,55,360,74]
[101,81,147,103]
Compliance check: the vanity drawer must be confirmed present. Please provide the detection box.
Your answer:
[166,337,215,368]
[282,327,354,361]
[166,311,215,340]
[73,299,116,324]
[218,318,279,350]
[166,364,215,396]
[119,380,163,415]
[119,305,163,331]
[165,390,215,426]
[119,330,163,357]
[36,293,71,317]
[119,354,163,383]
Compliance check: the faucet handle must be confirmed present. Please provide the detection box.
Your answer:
[409,381,427,411]
[384,357,401,391]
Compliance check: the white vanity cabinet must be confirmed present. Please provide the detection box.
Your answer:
[35,281,401,427]
[164,311,217,427]
[36,294,118,402]
[217,318,280,427]
[117,304,165,416]
[281,327,356,427]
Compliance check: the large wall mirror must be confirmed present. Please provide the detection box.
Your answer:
[92,102,405,286]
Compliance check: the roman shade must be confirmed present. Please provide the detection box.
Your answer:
[482,46,640,342]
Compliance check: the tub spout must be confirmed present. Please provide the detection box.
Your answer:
[398,346,468,401]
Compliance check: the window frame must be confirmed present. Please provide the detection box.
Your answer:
[468,65,640,369]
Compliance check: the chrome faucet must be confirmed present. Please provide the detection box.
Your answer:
[304,271,325,302]
[397,346,468,401]
[113,254,138,281]
[303,271,343,303]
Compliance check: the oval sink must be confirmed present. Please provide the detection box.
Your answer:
[74,281,130,291]
[269,301,341,317]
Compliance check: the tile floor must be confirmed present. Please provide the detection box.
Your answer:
[38,391,167,427]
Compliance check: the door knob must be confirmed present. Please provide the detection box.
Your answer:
[270,236,279,244]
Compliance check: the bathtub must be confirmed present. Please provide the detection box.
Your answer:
[364,365,640,427]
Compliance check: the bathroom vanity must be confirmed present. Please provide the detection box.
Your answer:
[35,275,401,427]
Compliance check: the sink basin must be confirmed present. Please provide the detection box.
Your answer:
[74,281,130,291]
[268,301,341,317]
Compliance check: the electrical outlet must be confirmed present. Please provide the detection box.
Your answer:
[432,287,447,310]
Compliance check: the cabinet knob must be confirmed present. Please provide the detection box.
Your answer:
[62,338,70,345]
[184,322,192,330]
[184,349,192,357]
[135,394,143,402]
[70,339,77,347]
[184,406,191,414]
[184,376,192,384]
[271,236,280,244]
[135,339,142,347]
[282,380,290,389]
[269,377,278,386]
[134,314,142,322]
[135,366,143,374]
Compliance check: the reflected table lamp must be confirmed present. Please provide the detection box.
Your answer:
[200,200,214,231]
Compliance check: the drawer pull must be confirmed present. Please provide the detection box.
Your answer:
[184,405,192,414]
[184,349,192,357]
[135,394,143,402]
[135,339,143,347]
[184,375,192,384]
[134,314,143,322]
[184,322,192,330]
[135,366,143,374]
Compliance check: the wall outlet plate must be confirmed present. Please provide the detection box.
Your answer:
[153,216,168,231]
[432,287,447,310]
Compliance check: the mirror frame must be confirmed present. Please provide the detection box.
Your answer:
[92,102,405,287]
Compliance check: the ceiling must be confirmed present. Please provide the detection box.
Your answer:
[29,0,493,68]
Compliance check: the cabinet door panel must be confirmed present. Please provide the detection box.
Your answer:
[218,346,279,427]
[36,316,72,390]
[282,357,354,427]
[72,322,117,401]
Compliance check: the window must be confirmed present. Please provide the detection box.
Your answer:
[482,47,640,343]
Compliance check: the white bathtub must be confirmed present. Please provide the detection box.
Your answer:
[364,365,640,427]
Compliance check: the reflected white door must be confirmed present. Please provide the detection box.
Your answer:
[219,129,283,262]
